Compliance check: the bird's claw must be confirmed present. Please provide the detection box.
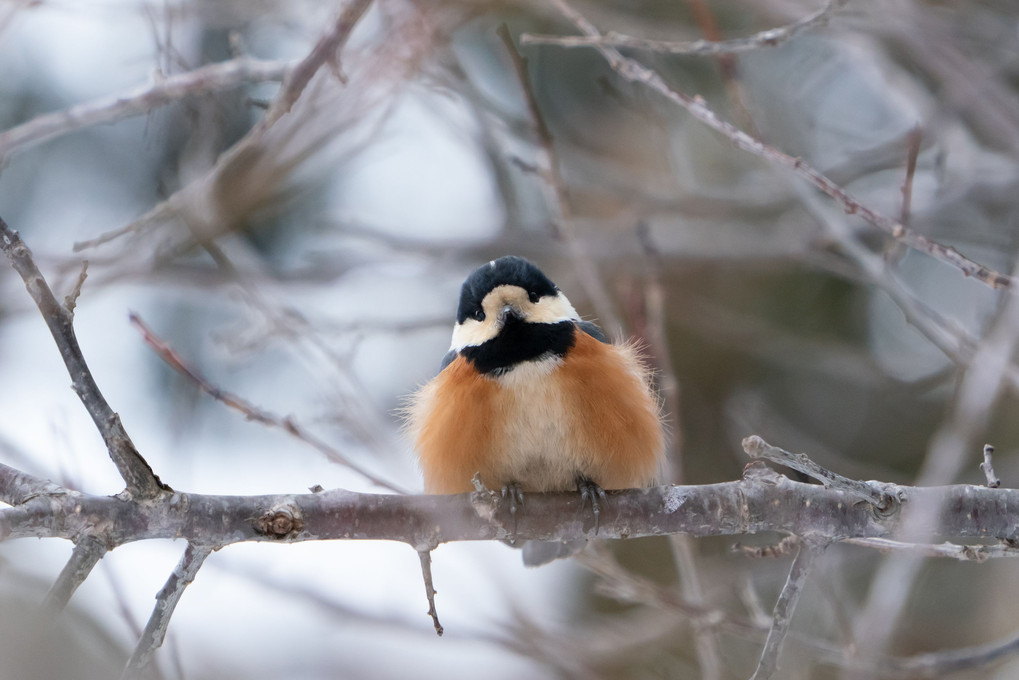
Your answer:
[501,482,524,543]
[576,476,606,535]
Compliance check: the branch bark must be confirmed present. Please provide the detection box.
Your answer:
[0,220,168,498]
[2,463,1019,549]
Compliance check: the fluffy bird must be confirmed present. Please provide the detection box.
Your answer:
[407,256,664,564]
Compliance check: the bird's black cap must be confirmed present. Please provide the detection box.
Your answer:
[456,256,558,324]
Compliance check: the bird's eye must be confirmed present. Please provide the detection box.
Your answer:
[472,309,485,321]
[528,291,540,304]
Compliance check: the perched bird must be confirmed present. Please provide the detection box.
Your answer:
[407,256,665,564]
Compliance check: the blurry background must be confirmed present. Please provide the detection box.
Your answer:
[2,0,1019,678]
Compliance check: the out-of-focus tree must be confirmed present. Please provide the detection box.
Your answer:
[3,1,1019,678]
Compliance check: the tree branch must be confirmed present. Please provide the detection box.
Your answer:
[0,220,168,497]
[496,23,624,338]
[121,543,213,679]
[0,462,68,506]
[41,536,108,617]
[416,549,444,637]
[521,0,844,55]
[750,542,824,680]
[129,312,407,494]
[0,57,292,164]
[743,435,898,511]
[536,0,1018,292]
[258,0,374,131]
[981,444,1001,488]
[2,467,1019,550]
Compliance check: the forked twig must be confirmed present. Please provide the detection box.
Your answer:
[0,220,167,497]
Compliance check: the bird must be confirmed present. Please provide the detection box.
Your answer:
[406,256,665,565]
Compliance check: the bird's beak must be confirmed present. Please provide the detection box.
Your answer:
[498,304,524,326]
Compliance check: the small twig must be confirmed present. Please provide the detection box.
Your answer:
[259,0,374,130]
[496,23,624,338]
[750,543,824,680]
[899,125,923,226]
[41,536,107,617]
[128,312,406,494]
[843,536,1019,562]
[0,220,168,497]
[888,628,1019,678]
[121,543,213,679]
[685,0,757,136]
[981,444,1001,488]
[0,57,292,164]
[539,0,1017,292]
[63,260,88,317]
[521,0,844,55]
[742,435,897,511]
[416,549,444,637]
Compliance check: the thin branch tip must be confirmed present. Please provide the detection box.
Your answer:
[417,549,444,636]
[981,444,1001,488]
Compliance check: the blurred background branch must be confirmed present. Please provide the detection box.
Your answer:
[3,0,1019,678]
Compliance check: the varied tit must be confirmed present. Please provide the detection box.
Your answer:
[407,256,665,564]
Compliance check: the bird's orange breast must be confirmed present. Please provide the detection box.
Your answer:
[408,329,664,494]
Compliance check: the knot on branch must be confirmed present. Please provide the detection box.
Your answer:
[256,503,304,539]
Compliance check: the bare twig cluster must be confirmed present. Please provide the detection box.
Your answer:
[3,0,1019,678]
[4,215,1019,674]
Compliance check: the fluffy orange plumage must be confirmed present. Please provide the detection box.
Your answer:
[407,261,664,496]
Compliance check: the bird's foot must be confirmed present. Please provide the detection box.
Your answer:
[575,476,606,535]
[501,482,525,543]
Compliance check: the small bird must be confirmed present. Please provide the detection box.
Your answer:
[407,256,665,564]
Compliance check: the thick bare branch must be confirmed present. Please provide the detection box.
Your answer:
[0,220,167,497]
[122,543,213,679]
[3,470,1019,550]
[0,461,68,506]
